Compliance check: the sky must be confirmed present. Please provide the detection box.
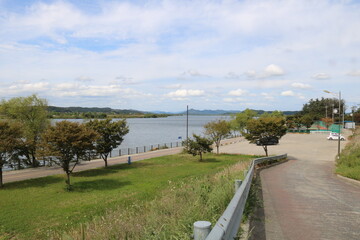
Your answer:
[0,0,359,112]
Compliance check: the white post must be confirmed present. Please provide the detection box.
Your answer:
[194,221,211,240]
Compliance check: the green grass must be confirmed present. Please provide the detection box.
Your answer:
[0,153,255,239]
[336,127,360,180]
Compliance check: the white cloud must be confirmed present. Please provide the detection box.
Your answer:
[281,90,304,99]
[244,70,257,78]
[264,64,284,76]
[281,90,295,96]
[4,81,49,94]
[291,82,311,89]
[228,89,247,96]
[223,97,245,103]
[0,0,359,111]
[261,92,275,100]
[312,73,330,80]
[245,64,284,79]
[347,70,360,77]
[165,89,205,98]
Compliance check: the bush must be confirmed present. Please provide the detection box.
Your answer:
[336,128,360,180]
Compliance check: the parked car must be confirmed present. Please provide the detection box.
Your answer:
[327,132,345,141]
[256,137,279,146]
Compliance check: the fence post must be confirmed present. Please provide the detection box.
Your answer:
[144,146,146,152]
[128,148,130,155]
[119,149,121,156]
[110,151,112,158]
[136,147,138,154]
[194,221,211,240]
[151,145,153,150]
[235,180,242,192]
[171,142,172,148]
[158,144,160,149]
[128,156,131,164]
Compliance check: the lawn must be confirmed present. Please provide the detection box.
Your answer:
[0,153,255,239]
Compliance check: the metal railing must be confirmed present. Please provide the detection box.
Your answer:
[194,154,287,240]
[109,141,184,158]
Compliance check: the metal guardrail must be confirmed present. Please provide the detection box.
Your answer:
[194,154,287,240]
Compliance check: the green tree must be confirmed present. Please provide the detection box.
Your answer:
[0,95,49,167]
[244,116,287,156]
[40,121,99,190]
[204,120,231,154]
[0,121,23,188]
[86,119,129,167]
[183,134,213,161]
[231,109,257,134]
[301,114,314,130]
[302,97,345,121]
[261,110,285,118]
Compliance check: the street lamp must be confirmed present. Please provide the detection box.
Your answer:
[324,90,341,159]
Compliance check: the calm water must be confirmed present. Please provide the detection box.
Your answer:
[4,115,230,171]
[54,115,230,149]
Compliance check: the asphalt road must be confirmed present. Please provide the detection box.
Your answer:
[220,132,360,240]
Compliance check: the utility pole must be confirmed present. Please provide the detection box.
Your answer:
[186,105,189,141]
[338,91,341,159]
[325,105,328,118]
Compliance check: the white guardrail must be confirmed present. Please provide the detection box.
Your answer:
[193,154,287,240]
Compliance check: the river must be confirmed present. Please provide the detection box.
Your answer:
[3,115,231,171]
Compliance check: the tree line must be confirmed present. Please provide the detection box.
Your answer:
[0,95,129,189]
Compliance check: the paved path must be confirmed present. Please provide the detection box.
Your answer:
[3,147,182,184]
[3,137,240,184]
[220,133,360,240]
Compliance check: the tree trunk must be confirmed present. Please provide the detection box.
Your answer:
[17,158,21,170]
[263,145,268,156]
[100,154,108,167]
[66,172,71,191]
[31,154,38,168]
[0,167,3,188]
[199,152,203,161]
[216,144,219,154]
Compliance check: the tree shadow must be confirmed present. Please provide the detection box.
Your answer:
[72,179,131,192]
[3,175,64,190]
[74,161,155,177]
[201,158,221,163]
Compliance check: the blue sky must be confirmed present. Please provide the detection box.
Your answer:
[0,0,359,112]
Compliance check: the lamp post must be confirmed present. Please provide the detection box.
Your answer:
[324,90,341,159]
[325,105,328,118]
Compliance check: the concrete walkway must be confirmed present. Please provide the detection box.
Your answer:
[220,133,360,240]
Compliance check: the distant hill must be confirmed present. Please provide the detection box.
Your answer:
[178,108,299,115]
[48,106,145,115]
[48,106,299,116]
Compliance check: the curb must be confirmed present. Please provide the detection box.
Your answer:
[336,174,360,187]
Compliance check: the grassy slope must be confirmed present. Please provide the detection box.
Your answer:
[0,153,255,239]
[336,127,360,180]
